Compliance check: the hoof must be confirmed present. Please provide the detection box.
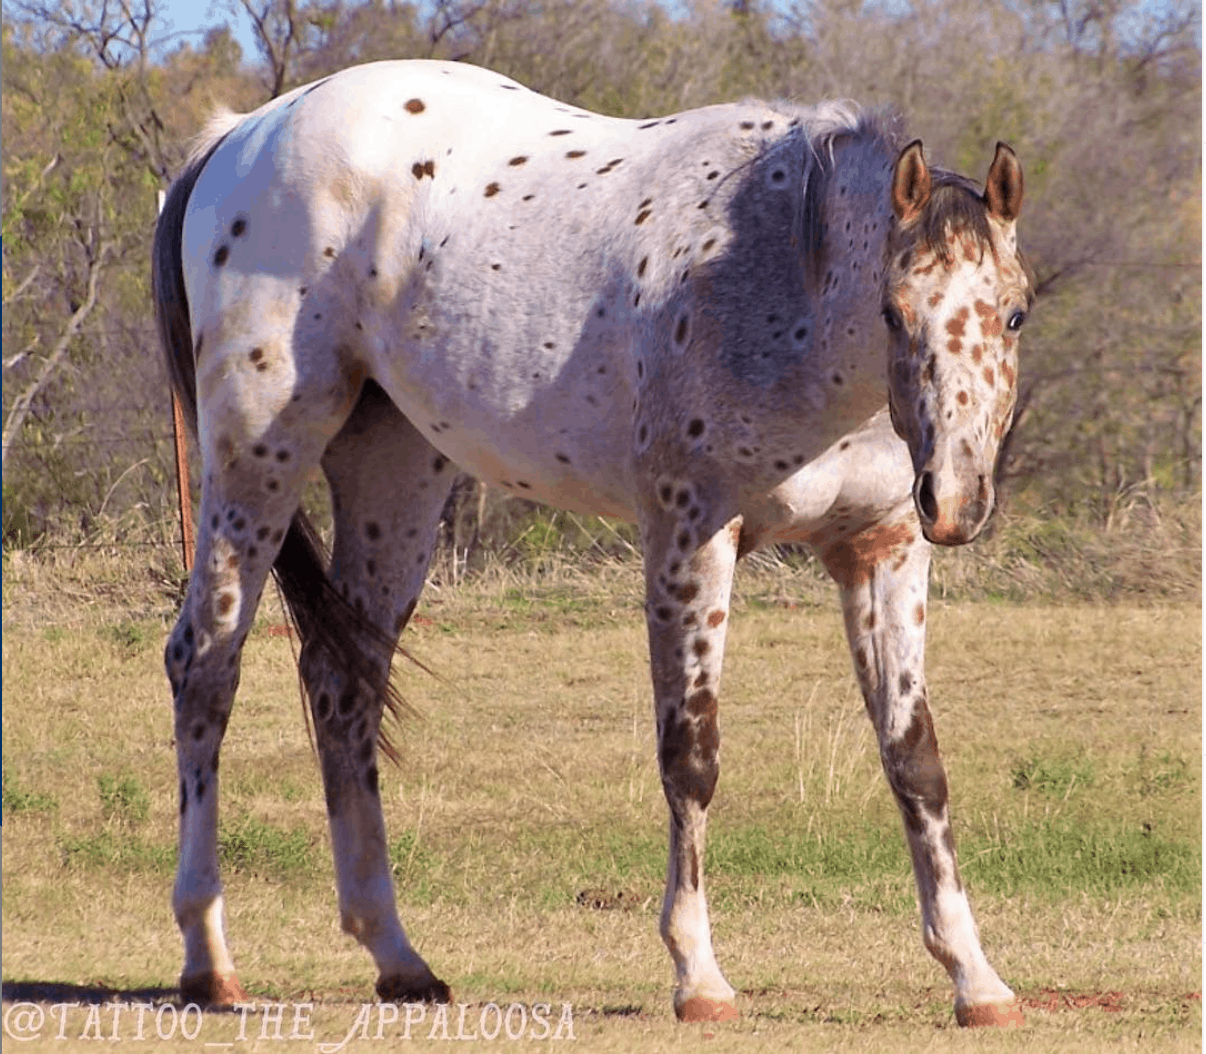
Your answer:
[376,974,453,1004]
[956,1002,1025,1027]
[180,971,249,1007]
[675,996,739,1023]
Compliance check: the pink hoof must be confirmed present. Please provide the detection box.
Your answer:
[675,996,739,1022]
[179,971,249,1007]
[956,1002,1025,1027]
[376,974,453,1004]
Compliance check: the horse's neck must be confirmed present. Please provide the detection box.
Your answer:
[821,135,896,308]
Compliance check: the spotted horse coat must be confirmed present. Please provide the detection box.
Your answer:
[153,59,1033,1028]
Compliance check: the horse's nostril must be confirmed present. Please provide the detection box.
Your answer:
[915,471,938,523]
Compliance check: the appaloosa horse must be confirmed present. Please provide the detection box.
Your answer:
[153,59,1032,1026]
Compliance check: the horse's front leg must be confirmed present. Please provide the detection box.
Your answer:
[641,495,743,1022]
[819,515,1023,1027]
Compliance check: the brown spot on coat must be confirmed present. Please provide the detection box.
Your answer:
[822,522,916,589]
[686,689,716,719]
[484,182,500,197]
[659,711,719,807]
[945,306,969,338]
[404,98,426,113]
[676,581,699,603]
[883,703,949,831]
[706,609,726,628]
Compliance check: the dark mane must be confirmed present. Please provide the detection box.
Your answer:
[799,107,904,287]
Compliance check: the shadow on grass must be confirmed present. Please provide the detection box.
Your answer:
[2,980,180,1006]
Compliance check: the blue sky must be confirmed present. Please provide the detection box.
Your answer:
[156,0,261,59]
[142,0,1203,63]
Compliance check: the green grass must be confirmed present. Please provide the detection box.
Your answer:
[218,815,319,880]
[98,773,152,825]
[2,767,58,815]
[2,564,1200,1051]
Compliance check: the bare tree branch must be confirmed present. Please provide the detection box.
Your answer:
[2,237,113,475]
[3,267,42,307]
[3,338,41,373]
[236,0,302,97]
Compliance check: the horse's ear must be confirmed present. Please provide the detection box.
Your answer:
[891,140,931,224]
[984,142,1023,222]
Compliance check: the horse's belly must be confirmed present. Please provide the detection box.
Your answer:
[372,356,640,521]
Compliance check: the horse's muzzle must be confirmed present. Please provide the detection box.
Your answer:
[913,467,993,546]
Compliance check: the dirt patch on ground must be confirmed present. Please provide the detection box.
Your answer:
[575,888,652,911]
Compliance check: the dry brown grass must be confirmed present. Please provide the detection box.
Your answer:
[2,552,1200,1051]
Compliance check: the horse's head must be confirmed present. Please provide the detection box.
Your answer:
[881,140,1032,546]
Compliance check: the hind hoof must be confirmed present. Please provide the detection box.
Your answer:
[956,1001,1025,1027]
[675,996,739,1022]
[180,971,249,1007]
[376,974,453,1004]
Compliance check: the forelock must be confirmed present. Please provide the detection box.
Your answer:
[897,172,994,264]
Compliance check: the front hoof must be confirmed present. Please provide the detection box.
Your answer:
[376,974,453,1004]
[956,1001,1025,1027]
[675,996,739,1022]
[180,971,249,1007]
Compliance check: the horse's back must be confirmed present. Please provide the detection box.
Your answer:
[178,62,795,514]
[177,61,884,521]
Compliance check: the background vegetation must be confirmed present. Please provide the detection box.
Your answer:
[1,0,1200,602]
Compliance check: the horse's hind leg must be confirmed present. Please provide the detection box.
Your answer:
[819,517,1023,1027]
[299,382,454,1002]
[166,330,361,1004]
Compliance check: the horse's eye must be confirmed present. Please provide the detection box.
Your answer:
[1007,310,1026,332]
[882,306,903,332]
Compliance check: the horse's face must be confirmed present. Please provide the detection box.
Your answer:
[881,141,1031,546]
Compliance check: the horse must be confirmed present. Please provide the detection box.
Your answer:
[153,59,1033,1027]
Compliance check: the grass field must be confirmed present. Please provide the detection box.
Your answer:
[2,557,1200,1051]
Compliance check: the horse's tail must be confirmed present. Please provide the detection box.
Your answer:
[152,110,409,761]
[152,109,243,437]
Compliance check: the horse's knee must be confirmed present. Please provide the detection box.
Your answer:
[880,697,950,826]
[659,697,721,811]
